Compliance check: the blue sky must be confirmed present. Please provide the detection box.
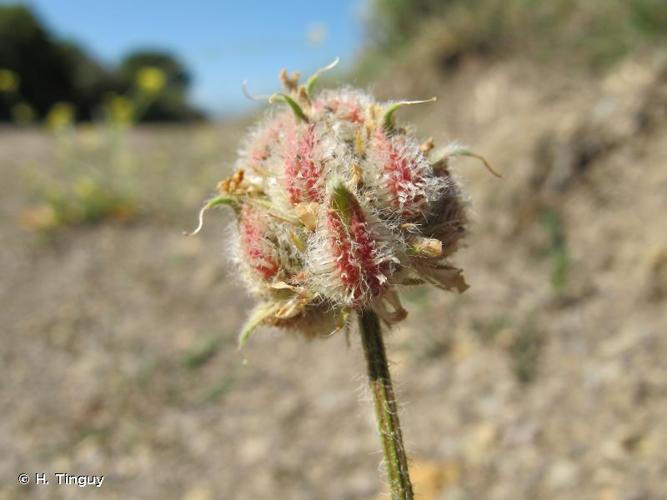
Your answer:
[10,0,367,116]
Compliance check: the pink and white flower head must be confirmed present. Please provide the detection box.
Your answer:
[191,60,497,344]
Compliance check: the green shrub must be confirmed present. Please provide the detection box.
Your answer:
[366,0,667,69]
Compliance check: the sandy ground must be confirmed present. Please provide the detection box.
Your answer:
[2,54,667,499]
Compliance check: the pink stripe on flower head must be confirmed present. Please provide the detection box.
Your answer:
[247,112,291,173]
[284,123,325,205]
[239,205,279,281]
[371,129,428,219]
[326,197,388,304]
[314,95,365,124]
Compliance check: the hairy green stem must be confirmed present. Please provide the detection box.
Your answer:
[358,309,414,500]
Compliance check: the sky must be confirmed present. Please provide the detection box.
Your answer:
[10,0,367,116]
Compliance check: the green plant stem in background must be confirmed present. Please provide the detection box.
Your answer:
[358,309,414,500]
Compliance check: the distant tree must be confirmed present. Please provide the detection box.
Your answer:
[0,6,203,123]
[0,6,77,120]
[57,41,120,120]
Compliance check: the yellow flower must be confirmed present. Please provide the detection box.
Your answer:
[46,102,75,131]
[136,66,166,94]
[0,68,19,92]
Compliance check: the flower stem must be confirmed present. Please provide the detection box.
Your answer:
[358,309,414,499]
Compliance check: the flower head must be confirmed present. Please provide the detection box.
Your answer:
[0,68,19,93]
[192,60,495,345]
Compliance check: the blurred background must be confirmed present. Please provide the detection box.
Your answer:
[1,1,667,499]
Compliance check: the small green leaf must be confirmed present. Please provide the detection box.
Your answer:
[305,56,340,95]
[238,303,277,349]
[438,145,502,178]
[270,93,309,123]
[184,194,237,236]
[382,97,437,130]
[206,194,237,208]
[329,181,360,224]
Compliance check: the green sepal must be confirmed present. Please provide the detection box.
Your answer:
[270,93,309,123]
[238,303,278,350]
[251,198,301,225]
[305,57,340,95]
[206,194,238,209]
[329,181,360,224]
[448,147,502,178]
[185,194,238,236]
[382,97,437,131]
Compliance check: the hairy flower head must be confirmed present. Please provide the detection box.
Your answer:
[191,60,497,345]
